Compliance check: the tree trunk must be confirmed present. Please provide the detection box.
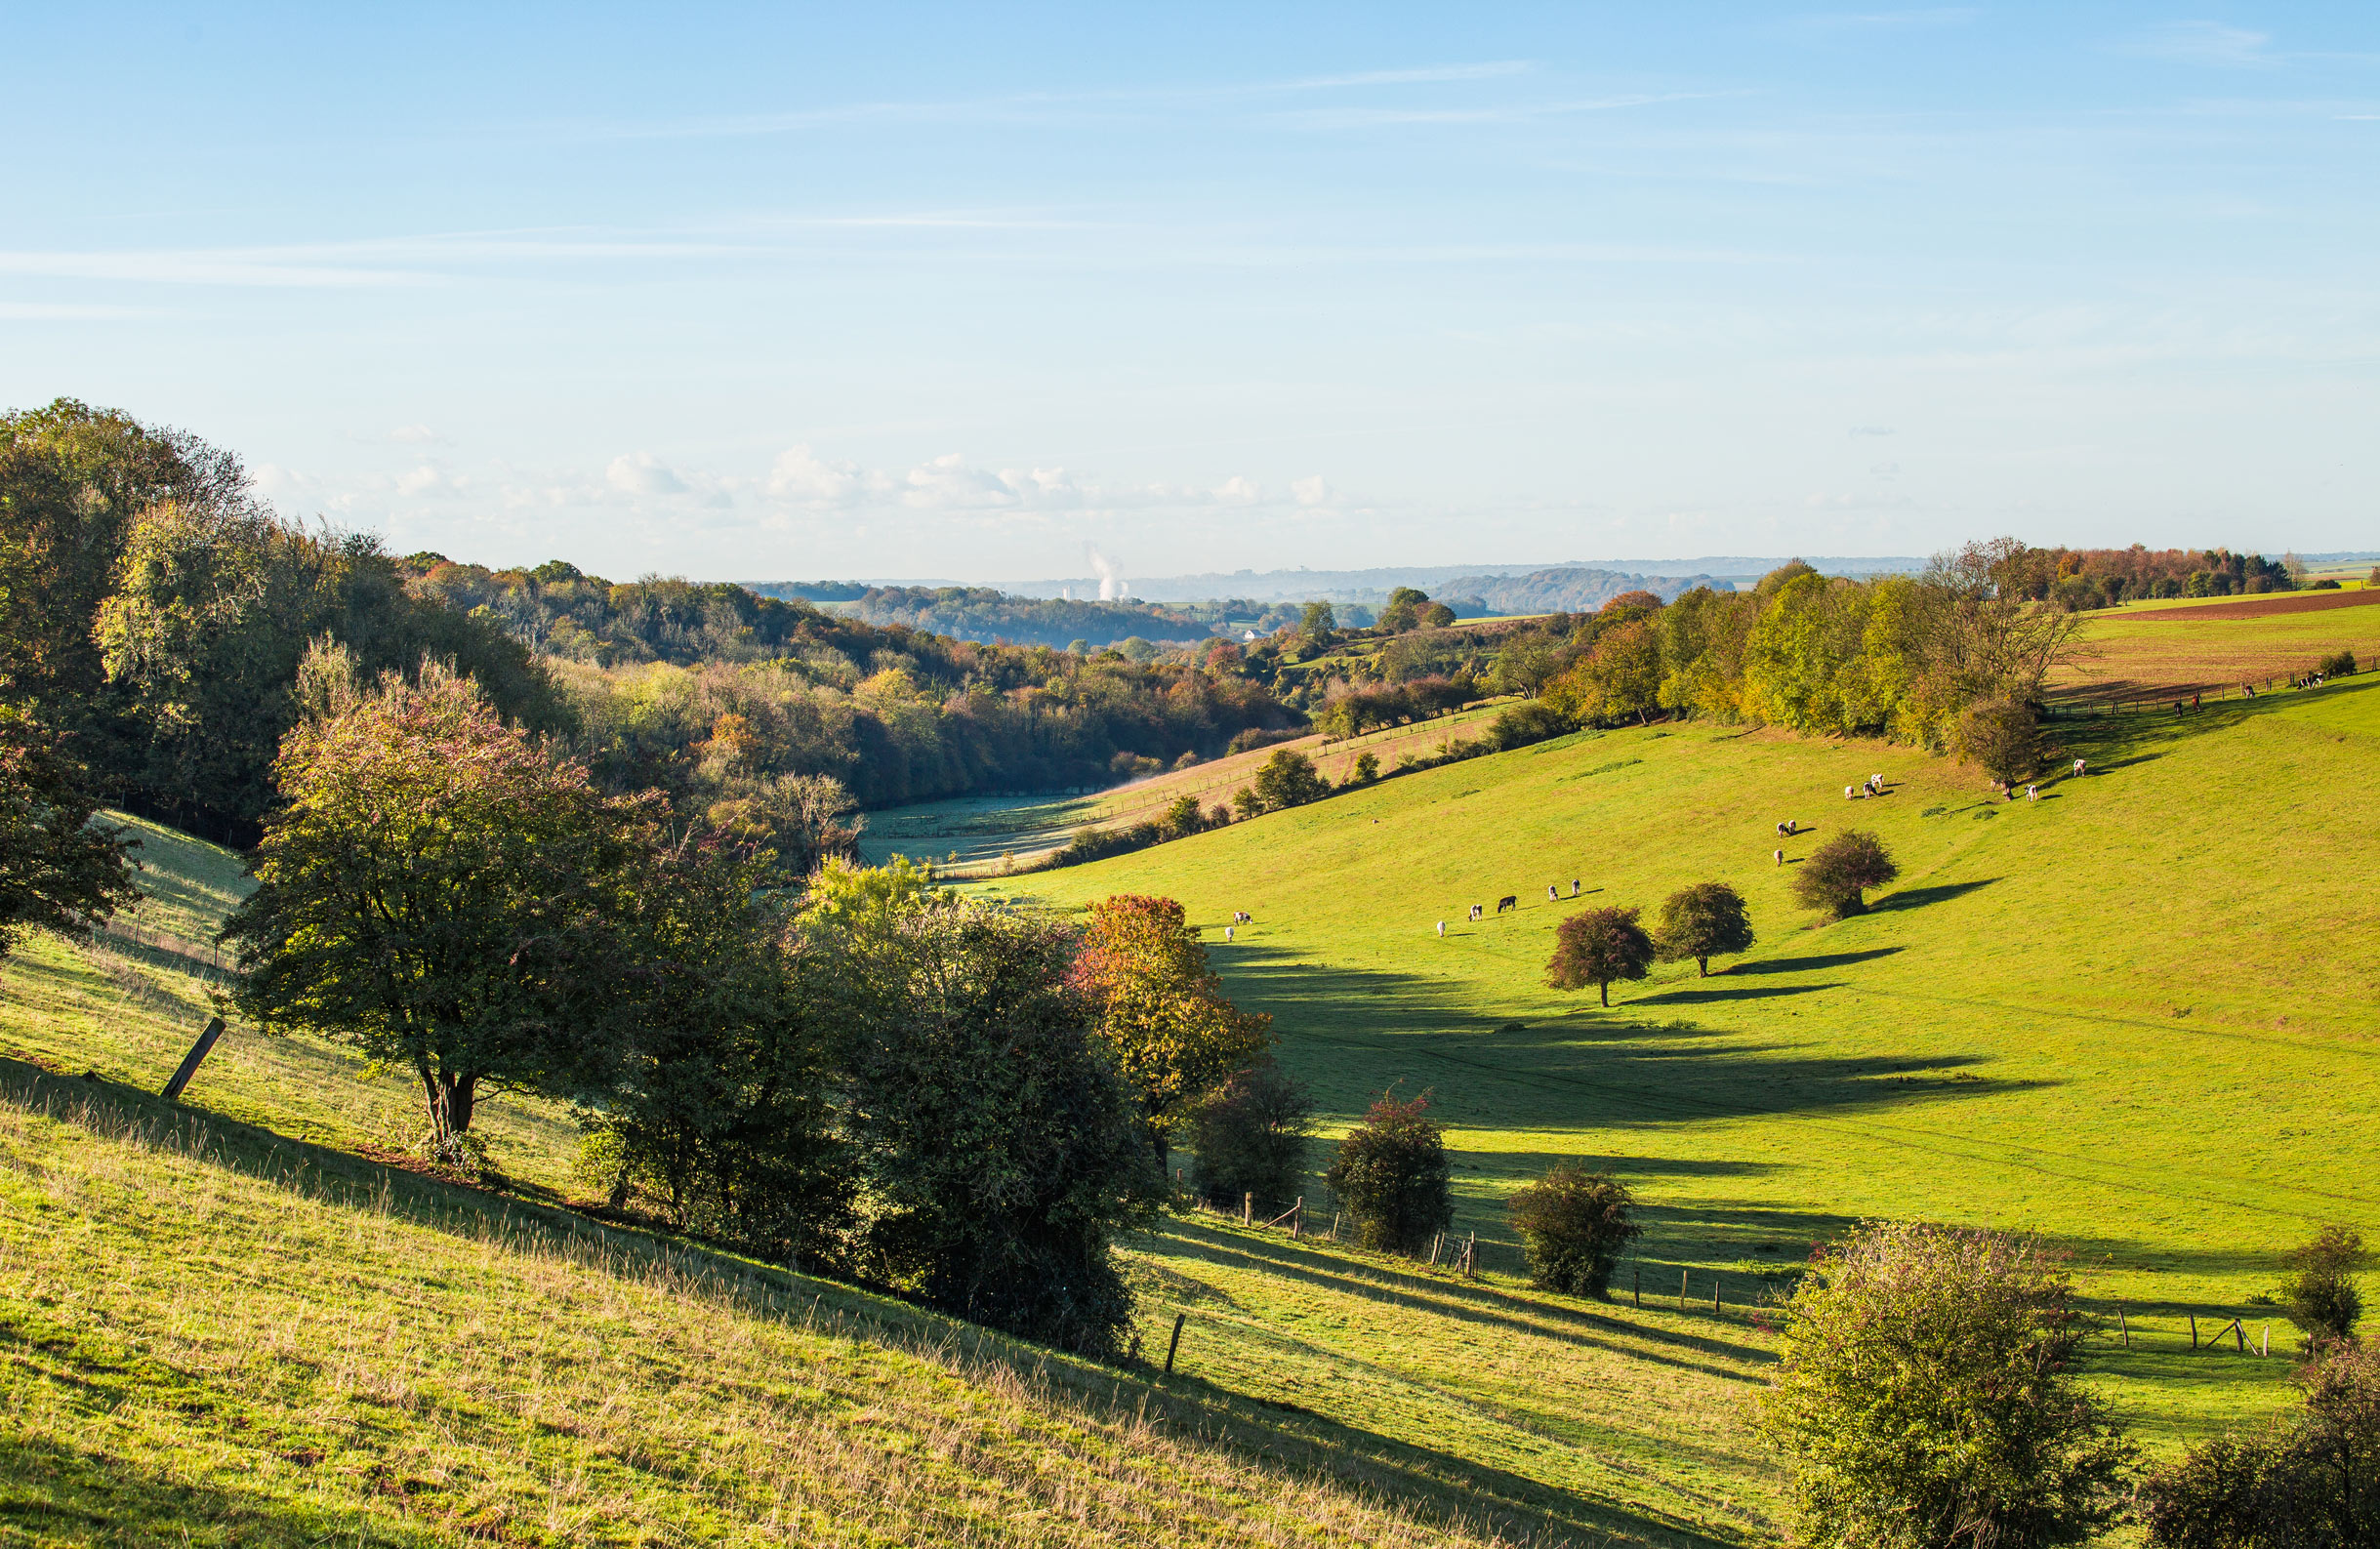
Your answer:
[1697,956,1708,977]
[1599,981,1610,1007]
[426,1069,477,1146]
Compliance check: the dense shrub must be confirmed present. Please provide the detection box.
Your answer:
[1957,696,2048,789]
[1484,701,1575,751]
[2141,1339,2380,1548]
[1790,830,1899,919]
[1753,1222,2136,1549]
[1505,1164,1641,1297]
[838,904,1163,1360]
[1546,906,1656,1007]
[1346,752,1379,785]
[1324,1092,1454,1255]
[1048,821,1162,869]
[2279,1225,2365,1342]
[1651,881,1755,977]
[1250,749,1329,812]
[2318,650,2357,677]
[1184,1063,1314,1216]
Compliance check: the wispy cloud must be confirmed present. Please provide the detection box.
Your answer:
[2123,20,2275,68]
[1284,91,1727,128]
[0,301,154,320]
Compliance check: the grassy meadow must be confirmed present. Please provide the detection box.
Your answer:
[1001,672,2380,1468]
[1,814,1773,1545]
[2052,585,2380,702]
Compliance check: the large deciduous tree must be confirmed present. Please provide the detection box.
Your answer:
[1069,893,1271,1162]
[226,655,647,1160]
[1753,1222,2135,1549]
[1546,905,1656,1006]
[1651,881,1755,977]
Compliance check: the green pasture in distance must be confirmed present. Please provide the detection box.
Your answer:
[998,675,2380,1456]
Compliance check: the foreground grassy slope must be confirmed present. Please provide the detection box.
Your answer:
[2,814,1769,1545]
[1006,676,2380,1454]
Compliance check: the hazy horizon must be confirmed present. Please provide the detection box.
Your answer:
[6,4,2374,581]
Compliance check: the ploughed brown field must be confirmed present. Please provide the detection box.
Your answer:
[2125,589,2380,622]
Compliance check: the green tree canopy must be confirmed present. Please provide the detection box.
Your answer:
[1753,1221,2136,1549]
[834,902,1161,1358]
[1546,905,1656,1006]
[1068,894,1271,1160]
[226,656,649,1159]
[1250,749,1328,811]
[1324,1090,1453,1255]
[1505,1164,1642,1298]
[1790,830,1900,919]
[0,708,141,960]
[1651,881,1755,977]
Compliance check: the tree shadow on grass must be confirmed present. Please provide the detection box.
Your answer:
[1725,947,1904,976]
[1872,878,1997,913]
[1632,982,1840,1006]
[0,1058,1750,1549]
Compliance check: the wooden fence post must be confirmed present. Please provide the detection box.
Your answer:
[1243,1192,1252,1227]
[1164,1313,1186,1374]
[1679,1269,1689,1312]
[160,1017,226,1102]
[1633,1266,1641,1308]
[2116,1303,2130,1350]
[2189,1314,2198,1350]
[1292,1196,1303,1240]
[2261,1322,2271,1357]
[1712,1279,1720,1315]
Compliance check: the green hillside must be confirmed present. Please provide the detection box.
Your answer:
[0,815,1765,1545]
[1000,676,2380,1461]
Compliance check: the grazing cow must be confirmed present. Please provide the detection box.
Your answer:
[1845,785,1856,800]
[1774,848,1784,867]
[1547,884,1559,902]
[1436,920,1446,938]
[1468,904,1482,921]
[2072,757,2086,777]
[1224,925,1234,942]
[1497,895,1518,914]
[1232,910,1252,923]
[1571,879,1581,897]
[2025,784,2038,801]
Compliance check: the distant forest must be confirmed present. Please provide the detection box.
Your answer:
[746,583,1212,650]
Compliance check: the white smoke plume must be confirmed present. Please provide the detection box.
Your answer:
[1086,545,1129,601]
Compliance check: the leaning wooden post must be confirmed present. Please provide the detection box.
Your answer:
[2116,1304,2131,1350]
[1164,1313,1186,1374]
[1292,1196,1303,1240]
[2234,1321,2246,1354]
[160,1017,226,1102]
[2189,1314,2198,1350]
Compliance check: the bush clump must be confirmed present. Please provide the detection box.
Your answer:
[1789,830,1899,919]
[2141,1339,2380,1547]
[2279,1224,2365,1342]
[1505,1164,1641,1297]
[1753,1221,2136,1549]
[1184,1062,1314,1216]
[1324,1091,1454,1255]
[2318,649,2357,677]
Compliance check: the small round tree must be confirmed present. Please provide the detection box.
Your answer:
[1505,1163,1642,1297]
[1651,881,1755,977]
[1546,906,1656,1006]
[1753,1222,2136,1549]
[1789,830,1899,919]
[1324,1091,1454,1254]
[2278,1225,2365,1342]
[1185,1062,1315,1217]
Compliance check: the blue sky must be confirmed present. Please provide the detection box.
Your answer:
[4,4,2373,583]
